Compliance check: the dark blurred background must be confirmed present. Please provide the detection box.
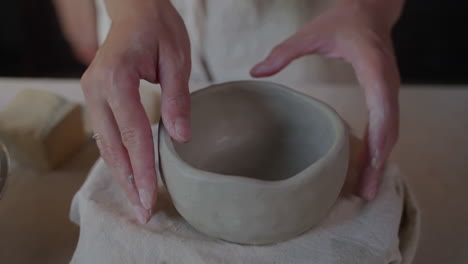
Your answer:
[0,0,86,78]
[1,0,467,83]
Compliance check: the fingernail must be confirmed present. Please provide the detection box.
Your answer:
[133,205,149,224]
[359,167,378,201]
[251,63,267,75]
[139,188,153,210]
[175,117,189,141]
[364,186,378,200]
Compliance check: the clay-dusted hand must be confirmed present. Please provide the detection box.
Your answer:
[81,0,191,223]
[251,0,404,200]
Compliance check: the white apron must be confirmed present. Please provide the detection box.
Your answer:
[95,0,356,84]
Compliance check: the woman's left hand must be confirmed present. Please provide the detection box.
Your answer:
[251,0,403,200]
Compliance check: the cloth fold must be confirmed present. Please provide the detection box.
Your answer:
[69,127,419,264]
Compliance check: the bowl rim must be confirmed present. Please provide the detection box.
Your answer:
[159,80,347,186]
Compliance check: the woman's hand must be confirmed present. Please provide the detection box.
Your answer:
[81,0,191,223]
[251,0,404,200]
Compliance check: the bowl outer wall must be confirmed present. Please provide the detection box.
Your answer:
[158,81,349,245]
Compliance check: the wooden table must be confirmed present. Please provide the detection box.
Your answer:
[0,78,467,264]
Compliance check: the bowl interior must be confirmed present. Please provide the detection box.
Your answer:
[173,82,337,181]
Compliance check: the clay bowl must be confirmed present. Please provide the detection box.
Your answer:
[158,81,349,245]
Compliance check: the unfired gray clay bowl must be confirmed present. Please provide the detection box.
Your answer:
[158,81,349,245]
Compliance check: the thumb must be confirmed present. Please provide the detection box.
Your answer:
[346,40,400,200]
[250,34,322,77]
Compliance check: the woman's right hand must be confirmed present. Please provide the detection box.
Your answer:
[81,0,191,224]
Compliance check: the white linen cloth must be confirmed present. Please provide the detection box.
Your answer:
[69,127,419,264]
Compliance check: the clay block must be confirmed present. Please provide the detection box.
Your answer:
[0,89,87,169]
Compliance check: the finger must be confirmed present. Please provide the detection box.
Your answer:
[250,34,322,77]
[105,70,158,211]
[345,39,400,200]
[341,131,364,196]
[159,44,191,142]
[359,117,397,200]
[81,73,151,223]
[356,123,371,177]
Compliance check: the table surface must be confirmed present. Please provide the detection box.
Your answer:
[0,78,467,264]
